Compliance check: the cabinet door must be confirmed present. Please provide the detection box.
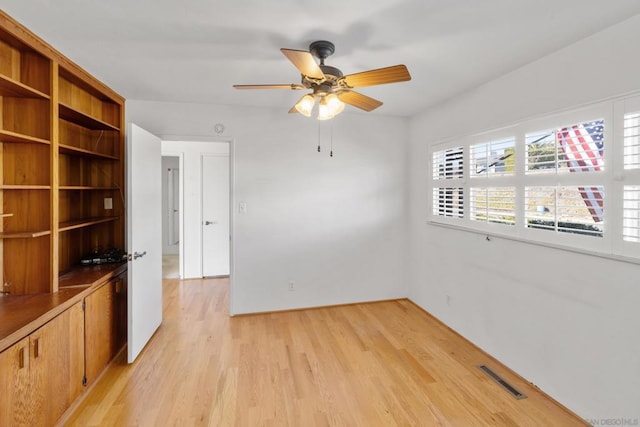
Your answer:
[29,301,85,426]
[85,275,128,385]
[115,273,128,351]
[0,337,31,426]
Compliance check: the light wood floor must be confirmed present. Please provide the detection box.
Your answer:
[63,278,587,426]
[162,254,179,279]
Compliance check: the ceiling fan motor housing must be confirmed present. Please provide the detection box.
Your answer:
[313,83,334,96]
[319,64,343,78]
[309,40,335,63]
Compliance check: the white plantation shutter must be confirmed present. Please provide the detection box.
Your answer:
[623,186,640,243]
[470,137,516,177]
[432,146,464,219]
[433,147,464,180]
[526,130,557,172]
[525,120,605,174]
[556,120,604,173]
[525,186,604,237]
[470,187,515,225]
[624,112,640,170]
[620,106,640,254]
[428,96,640,261]
[525,187,556,232]
[432,187,464,218]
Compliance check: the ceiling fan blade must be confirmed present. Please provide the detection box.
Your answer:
[233,84,305,90]
[342,65,411,88]
[280,48,325,79]
[338,90,383,112]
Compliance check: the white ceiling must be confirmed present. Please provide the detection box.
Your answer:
[3,1,639,117]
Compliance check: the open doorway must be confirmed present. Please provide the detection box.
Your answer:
[162,156,180,278]
[160,140,232,282]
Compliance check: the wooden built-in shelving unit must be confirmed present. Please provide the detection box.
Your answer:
[0,11,125,294]
[0,11,128,425]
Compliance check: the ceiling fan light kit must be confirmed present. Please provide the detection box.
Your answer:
[295,91,345,120]
[319,93,345,120]
[233,40,411,120]
[294,94,315,117]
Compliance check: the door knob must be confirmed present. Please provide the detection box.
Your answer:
[133,251,146,260]
[204,221,218,225]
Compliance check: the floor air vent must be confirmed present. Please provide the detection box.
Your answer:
[478,365,527,400]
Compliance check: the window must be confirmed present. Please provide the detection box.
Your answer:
[623,186,640,242]
[526,120,604,174]
[525,186,604,237]
[624,112,640,170]
[470,137,515,177]
[470,187,515,225]
[432,147,464,218]
[523,119,605,239]
[432,146,463,179]
[468,138,516,227]
[622,109,640,245]
[430,97,640,259]
[428,97,640,260]
[432,188,464,218]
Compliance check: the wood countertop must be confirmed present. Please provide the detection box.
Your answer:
[0,263,127,353]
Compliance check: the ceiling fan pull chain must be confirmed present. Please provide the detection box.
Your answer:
[330,123,334,157]
[317,122,321,152]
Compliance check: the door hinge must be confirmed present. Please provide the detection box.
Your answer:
[82,375,87,387]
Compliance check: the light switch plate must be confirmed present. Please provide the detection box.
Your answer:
[104,198,113,210]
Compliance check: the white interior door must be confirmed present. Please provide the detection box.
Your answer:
[202,154,229,277]
[127,123,163,363]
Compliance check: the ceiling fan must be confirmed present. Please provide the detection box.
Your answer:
[233,40,411,120]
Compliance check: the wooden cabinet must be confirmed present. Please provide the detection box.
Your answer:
[0,301,84,426]
[85,272,127,385]
[0,10,125,296]
[31,301,85,425]
[0,336,30,426]
[0,11,127,426]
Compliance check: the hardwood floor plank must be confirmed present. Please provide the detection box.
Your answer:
[63,278,588,426]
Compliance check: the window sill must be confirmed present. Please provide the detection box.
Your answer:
[426,219,640,266]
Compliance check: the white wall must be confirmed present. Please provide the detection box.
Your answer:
[127,102,409,315]
[408,15,640,421]
[161,156,180,255]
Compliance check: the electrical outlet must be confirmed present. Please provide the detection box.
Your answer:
[288,281,295,291]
